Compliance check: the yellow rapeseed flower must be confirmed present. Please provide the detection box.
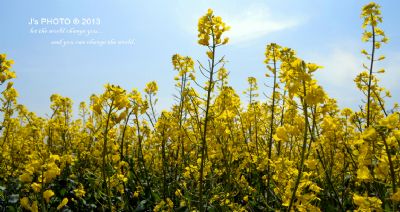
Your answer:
[57,198,68,210]
[43,190,55,203]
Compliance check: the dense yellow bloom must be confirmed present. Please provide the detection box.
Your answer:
[43,163,61,183]
[274,126,288,141]
[0,53,16,83]
[361,3,382,29]
[172,54,193,69]
[0,2,398,211]
[357,166,372,182]
[353,194,382,211]
[198,8,230,46]
[144,81,158,94]
[379,113,399,129]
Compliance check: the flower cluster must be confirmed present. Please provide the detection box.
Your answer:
[0,2,399,211]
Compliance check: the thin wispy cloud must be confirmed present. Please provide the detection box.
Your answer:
[223,5,301,45]
[315,46,400,90]
[310,44,400,108]
[312,47,363,108]
[178,3,304,46]
[382,52,400,90]
[316,48,362,85]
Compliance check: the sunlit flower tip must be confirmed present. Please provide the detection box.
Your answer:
[207,8,213,16]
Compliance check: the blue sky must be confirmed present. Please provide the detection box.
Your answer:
[1,0,399,117]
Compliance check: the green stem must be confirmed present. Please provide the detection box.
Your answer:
[267,48,278,203]
[199,36,216,212]
[366,21,375,128]
[288,71,309,212]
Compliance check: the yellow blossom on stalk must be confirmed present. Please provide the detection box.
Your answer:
[74,185,86,198]
[43,189,55,203]
[264,43,282,75]
[353,194,382,211]
[133,191,139,198]
[197,8,230,46]
[175,189,182,197]
[117,173,128,183]
[0,53,16,83]
[374,159,388,180]
[0,2,399,212]
[357,166,372,182]
[57,198,68,210]
[43,162,61,183]
[144,81,158,94]
[274,126,288,141]
[362,127,376,140]
[91,95,103,114]
[167,198,174,209]
[31,182,42,192]
[379,113,399,129]
[154,200,166,212]
[206,51,213,59]
[31,201,39,212]
[361,3,382,29]
[19,172,33,183]
[391,190,400,202]
[172,54,194,77]
[20,197,31,210]
[304,79,325,105]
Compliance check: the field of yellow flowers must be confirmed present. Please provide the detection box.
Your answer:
[1,2,399,211]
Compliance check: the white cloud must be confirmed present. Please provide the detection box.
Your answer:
[223,6,300,45]
[316,48,362,85]
[311,48,363,108]
[178,3,303,46]
[315,47,400,91]
[382,52,400,90]
[310,45,400,109]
